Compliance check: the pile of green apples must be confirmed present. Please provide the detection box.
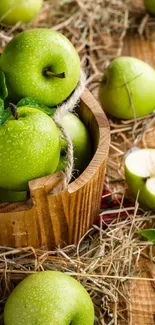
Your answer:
[99,56,155,210]
[0,28,92,203]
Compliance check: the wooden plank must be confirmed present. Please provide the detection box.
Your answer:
[122,34,155,325]
[123,34,155,68]
[130,0,144,9]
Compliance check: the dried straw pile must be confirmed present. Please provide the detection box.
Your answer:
[0,213,154,325]
[0,1,155,324]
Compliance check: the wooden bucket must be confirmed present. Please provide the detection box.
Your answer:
[0,88,110,249]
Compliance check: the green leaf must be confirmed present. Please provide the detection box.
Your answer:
[0,98,5,125]
[0,110,11,125]
[137,229,155,244]
[0,98,4,114]
[0,106,12,126]
[17,97,56,116]
[0,71,8,100]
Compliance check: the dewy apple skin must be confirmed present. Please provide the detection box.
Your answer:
[0,0,43,25]
[0,29,81,107]
[4,271,94,325]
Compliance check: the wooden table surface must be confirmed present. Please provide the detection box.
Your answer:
[123,34,155,67]
[121,30,155,325]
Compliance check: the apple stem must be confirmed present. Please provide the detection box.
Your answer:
[8,103,18,120]
[43,68,65,79]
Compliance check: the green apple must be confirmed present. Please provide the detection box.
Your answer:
[0,105,60,191]
[0,188,28,202]
[0,29,81,107]
[125,148,155,209]
[4,270,94,325]
[56,112,92,174]
[99,56,155,119]
[0,0,43,25]
[144,0,155,15]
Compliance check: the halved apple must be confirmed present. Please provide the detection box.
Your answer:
[125,148,155,210]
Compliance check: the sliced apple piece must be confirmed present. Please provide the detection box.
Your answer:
[125,148,155,210]
[146,177,155,196]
